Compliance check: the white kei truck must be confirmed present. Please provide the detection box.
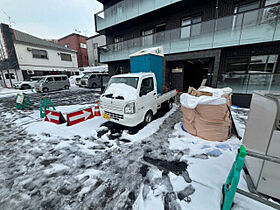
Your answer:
[99,47,177,127]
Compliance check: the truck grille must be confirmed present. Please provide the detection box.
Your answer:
[105,111,124,121]
[81,81,86,85]
[102,103,123,112]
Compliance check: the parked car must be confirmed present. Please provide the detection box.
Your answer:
[69,74,84,86]
[34,75,70,92]
[79,73,109,89]
[13,76,42,89]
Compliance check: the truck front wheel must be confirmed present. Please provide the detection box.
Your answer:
[143,111,153,125]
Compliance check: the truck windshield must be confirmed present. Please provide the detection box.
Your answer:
[107,77,139,89]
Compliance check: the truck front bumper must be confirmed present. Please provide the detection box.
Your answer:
[100,107,143,127]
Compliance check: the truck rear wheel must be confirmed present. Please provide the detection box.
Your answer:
[143,111,153,125]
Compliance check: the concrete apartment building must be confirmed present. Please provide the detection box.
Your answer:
[86,34,106,66]
[95,0,280,106]
[58,33,89,68]
[0,23,78,87]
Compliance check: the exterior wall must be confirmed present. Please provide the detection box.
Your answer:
[0,23,20,87]
[0,69,24,88]
[14,42,78,70]
[97,0,280,106]
[86,35,106,66]
[12,42,78,83]
[58,34,89,67]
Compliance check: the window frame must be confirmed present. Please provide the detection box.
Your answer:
[32,49,48,59]
[140,77,155,96]
[60,53,72,61]
[180,15,202,39]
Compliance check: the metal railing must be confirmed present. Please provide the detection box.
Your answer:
[98,5,280,63]
[217,73,280,94]
[95,0,182,31]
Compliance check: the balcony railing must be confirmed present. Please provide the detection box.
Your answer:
[217,73,280,94]
[99,5,280,63]
[95,0,182,31]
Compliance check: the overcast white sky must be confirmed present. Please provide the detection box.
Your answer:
[0,0,103,39]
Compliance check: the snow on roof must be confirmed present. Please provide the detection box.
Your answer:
[12,29,76,53]
[83,65,108,73]
[129,46,164,57]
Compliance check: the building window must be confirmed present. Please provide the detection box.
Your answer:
[225,54,278,74]
[226,57,250,74]
[180,16,202,39]
[32,49,48,59]
[113,36,124,51]
[249,55,278,73]
[64,44,69,48]
[234,1,260,14]
[113,36,124,43]
[265,0,280,6]
[60,53,72,61]
[141,29,153,46]
[5,73,15,79]
[155,23,166,33]
[80,43,87,49]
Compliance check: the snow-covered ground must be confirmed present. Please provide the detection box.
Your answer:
[0,87,34,98]
[0,90,276,209]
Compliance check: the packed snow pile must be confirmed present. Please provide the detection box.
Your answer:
[104,83,137,100]
[180,87,232,141]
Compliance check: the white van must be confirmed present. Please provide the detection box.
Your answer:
[34,75,70,92]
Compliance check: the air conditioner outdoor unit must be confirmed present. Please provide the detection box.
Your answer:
[27,70,34,75]
[243,91,280,199]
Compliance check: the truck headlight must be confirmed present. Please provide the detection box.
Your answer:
[124,102,135,114]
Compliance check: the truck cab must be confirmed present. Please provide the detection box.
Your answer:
[100,72,176,127]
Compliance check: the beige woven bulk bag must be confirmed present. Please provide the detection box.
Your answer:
[181,87,232,142]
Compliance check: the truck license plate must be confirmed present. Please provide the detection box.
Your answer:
[103,113,110,120]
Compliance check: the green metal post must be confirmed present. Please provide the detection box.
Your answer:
[16,93,32,110]
[222,145,247,210]
[40,97,55,118]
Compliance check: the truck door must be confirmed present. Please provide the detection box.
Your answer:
[138,77,157,116]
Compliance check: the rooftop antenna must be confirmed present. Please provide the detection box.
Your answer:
[0,8,15,27]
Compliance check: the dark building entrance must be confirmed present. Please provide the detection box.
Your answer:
[167,58,212,92]
[183,60,208,90]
